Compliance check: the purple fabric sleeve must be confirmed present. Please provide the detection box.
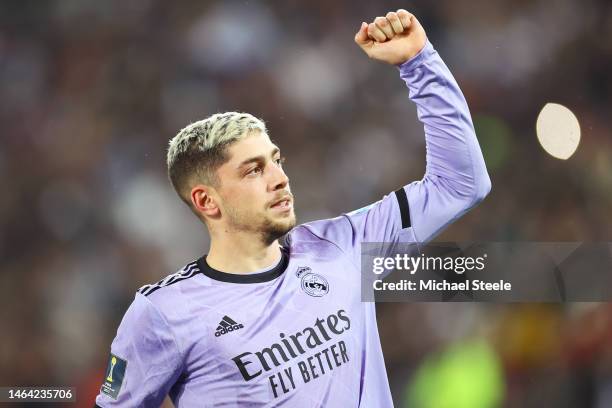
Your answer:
[95,293,183,407]
[399,40,491,243]
[298,39,490,255]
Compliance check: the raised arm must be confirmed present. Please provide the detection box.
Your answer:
[399,39,491,242]
[355,9,491,243]
[294,10,490,259]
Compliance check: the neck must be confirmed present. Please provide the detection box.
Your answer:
[206,229,282,274]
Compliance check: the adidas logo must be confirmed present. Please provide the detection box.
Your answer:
[215,315,244,337]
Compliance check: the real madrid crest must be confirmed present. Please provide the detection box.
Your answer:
[300,271,329,297]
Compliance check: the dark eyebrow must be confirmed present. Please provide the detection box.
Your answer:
[237,147,280,168]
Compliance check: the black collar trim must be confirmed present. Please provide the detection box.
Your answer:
[197,247,289,284]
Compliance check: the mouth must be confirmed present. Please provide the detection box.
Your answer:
[270,196,293,212]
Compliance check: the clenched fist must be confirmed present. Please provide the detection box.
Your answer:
[354,10,427,65]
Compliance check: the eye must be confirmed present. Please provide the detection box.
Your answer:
[247,166,263,176]
[275,156,286,166]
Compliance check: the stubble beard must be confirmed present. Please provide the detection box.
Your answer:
[225,205,296,246]
[259,215,296,245]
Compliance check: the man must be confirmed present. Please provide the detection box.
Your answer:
[96,9,490,407]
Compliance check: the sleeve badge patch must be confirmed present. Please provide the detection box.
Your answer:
[100,353,127,399]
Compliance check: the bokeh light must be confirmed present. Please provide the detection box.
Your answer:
[536,103,581,160]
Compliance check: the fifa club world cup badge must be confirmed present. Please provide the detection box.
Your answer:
[101,354,127,399]
[300,272,329,297]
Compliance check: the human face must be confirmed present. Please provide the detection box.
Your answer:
[214,131,295,244]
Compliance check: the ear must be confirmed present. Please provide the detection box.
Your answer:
[190,184,220,218]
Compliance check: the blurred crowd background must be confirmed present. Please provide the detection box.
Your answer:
[1,0,612,406]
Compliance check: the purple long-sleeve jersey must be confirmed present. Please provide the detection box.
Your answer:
[95,40,490,408]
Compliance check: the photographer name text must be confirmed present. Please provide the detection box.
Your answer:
[373,279,511,292]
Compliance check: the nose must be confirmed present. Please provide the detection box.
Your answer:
[268,162,289,191]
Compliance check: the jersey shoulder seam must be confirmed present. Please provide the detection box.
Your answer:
[135,291,187,363]
[295,222,351,258]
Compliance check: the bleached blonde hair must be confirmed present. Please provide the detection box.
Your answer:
[167,112,267,205]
